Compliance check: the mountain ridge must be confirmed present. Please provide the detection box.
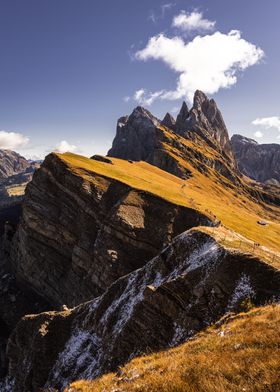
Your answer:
[0,91,280,391]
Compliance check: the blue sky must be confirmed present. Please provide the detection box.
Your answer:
[0,0,279,158]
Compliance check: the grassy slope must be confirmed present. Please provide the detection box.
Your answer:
[67,304,280,392]
[58,151,280,253]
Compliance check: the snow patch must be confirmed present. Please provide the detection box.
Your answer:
[227,274,255,311]
[167,236,221,283]
[47,330,102,389]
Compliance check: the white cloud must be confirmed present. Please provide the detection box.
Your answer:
[253,131,263,138]
[252,117,280,138]
[134,30,264,103]
[134,88,164,106]
[172,11,215,32]
[54,140,77,153]
[0,130,29,150]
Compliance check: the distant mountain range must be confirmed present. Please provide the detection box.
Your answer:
[231,134,280,185]
[0,150,39,236]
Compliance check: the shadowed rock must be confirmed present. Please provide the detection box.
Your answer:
[161,112,176,130]
[6,229,280,391]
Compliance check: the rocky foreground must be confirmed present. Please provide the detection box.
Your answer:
[0,91,280,391]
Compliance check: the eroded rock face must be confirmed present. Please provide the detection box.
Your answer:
[10,153,213,307]
[107,107,160,161]
[6,230,280,391]
[231,134,280,184]
[186,91,234,159]
[161,112,176,130]
[108,91,237,180]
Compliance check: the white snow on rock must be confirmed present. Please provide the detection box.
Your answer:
[227,274,255,311]
[44,233,227,387]
[47,330,102,390]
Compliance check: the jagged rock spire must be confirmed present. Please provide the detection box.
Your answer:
[174,101,189,133]
[161,112,175,130]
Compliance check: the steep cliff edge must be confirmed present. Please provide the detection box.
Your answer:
[231,134,280,184]
[5,229,280,391]
[10,152,213,307]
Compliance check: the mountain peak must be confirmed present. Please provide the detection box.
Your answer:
[193,90,208,106]
[231,134,258,145]
[129,106,160,126]
[161,112,175,130]
[174,101,189,132]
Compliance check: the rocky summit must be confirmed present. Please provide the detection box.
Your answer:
[0,92,280,392]
[109,90,235,168]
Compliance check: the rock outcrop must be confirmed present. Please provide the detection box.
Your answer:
[10,153,213,308]
[231,134,280,184]
[161,112,176,130]
[5,229,280,391]
[108,91,237,181]
[107,107,160,161]
[174,101,189,132]
[178,91,234,161]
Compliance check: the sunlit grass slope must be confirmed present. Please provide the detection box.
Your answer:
[58,152,280,252]
[67,304,280,392]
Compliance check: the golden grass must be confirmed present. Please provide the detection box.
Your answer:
[5,183,27,196]
[66,304,280,392]
[58,152,280,253]
[195,225,280,270]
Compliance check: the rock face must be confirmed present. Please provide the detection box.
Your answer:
[177,91,234,161]
[10,153,213,308]
[174,101,189,132]
[231,134,280,184]
[108,91,236,179]
[161,112,176,130]
[5,229,280,391]
[0,229,50,380]
[107,107,160,161]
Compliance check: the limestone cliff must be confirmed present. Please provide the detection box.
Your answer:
[10,153,213,307]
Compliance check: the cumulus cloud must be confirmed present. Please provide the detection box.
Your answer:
[253,131,263,138]
[252,117,280,138]
[172,11,215,32]
[0,131,29,150]
[54,140,77,153]
[134,30,264,103]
